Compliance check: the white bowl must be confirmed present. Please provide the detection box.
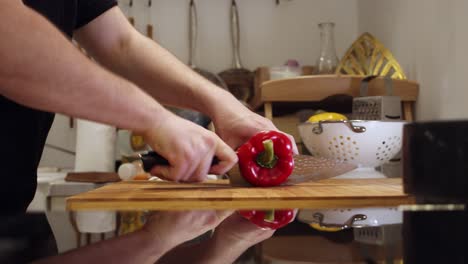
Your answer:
[297,121,406,230]
[298,120,405,168]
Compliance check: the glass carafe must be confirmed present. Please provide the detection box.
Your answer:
[314,22,339,74]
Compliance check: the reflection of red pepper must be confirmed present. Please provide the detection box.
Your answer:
[239,209,295,230]
[237,131,294,187]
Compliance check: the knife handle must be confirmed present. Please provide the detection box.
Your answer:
[140,151,220,172]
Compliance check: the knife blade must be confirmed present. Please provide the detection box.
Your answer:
[124,151,356,185]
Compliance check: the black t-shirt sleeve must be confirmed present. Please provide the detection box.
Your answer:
[75,0,117,29]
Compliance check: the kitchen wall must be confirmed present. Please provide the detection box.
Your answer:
[357,0,468,121]
[120,0,359,72]
[40,0,359,168]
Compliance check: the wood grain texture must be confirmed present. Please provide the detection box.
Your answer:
[403,101,414,121]
[146,24,153,39]
[249,67,270,110]
[67,178,414,211]
[261,75,419,102]
[65,172,120,184]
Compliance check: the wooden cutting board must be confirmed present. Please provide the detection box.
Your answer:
[65,172,121,183]
[66,178,414,211]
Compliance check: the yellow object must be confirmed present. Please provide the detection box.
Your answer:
[307,112,348,123]
[118,211,146,235]
[130,132,146,151]
[336,32,407,79]
[309,223,342,232]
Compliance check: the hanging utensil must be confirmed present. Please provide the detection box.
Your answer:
[167,0,227,128]
[146,0,153,39]
[128,0,135,26]
[218,0,254,103]
[188,0,228,90]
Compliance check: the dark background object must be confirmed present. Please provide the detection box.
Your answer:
[259,94,353,118]
[168,106,212,128]
[402,120,468,263]
[403,210,467,264]
[402,120,468,203]
[0,213,57,263]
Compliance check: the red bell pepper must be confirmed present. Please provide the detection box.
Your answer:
[239,209,295,230]
[236,130,294,187]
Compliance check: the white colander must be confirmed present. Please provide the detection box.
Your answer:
[298,120,405,169]
[297,120,406,231]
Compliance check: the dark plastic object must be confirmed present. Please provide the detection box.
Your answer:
[171,108,212,128]
[403,210,467,264]
[402,120,468,203]
[140,151,219,172]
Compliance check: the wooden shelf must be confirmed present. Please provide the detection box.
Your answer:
[261,74,419,102]
[260,74,419,121]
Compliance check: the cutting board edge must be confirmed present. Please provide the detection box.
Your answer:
[66,196,415,211]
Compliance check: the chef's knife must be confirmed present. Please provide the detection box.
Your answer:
[122,151,356,185]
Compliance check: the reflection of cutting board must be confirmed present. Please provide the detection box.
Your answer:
[67,178,413,211]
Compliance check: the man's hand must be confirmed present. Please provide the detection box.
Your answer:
[213,213,275,246]
[156,212,276,264]
[33,211,233,264]
[142,210,233,249]
[213,109,299,154]
[142,111,238,182]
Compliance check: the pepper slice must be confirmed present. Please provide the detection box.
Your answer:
[237,131,294,187]
[239,209,295,230]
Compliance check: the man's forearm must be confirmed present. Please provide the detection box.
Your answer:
[34,230,172,264]
[102,34,238,118]
[0,2,167,132]
[158,234,251,264]
[75,12,244,120]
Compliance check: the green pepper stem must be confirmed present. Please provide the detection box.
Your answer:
[257,140,278,168]
[264,209,275,222]
[262,140,274,164]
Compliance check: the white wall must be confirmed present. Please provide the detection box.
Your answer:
[120,0,358,72]
[40,0,359,168]
[357,0,468,121]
